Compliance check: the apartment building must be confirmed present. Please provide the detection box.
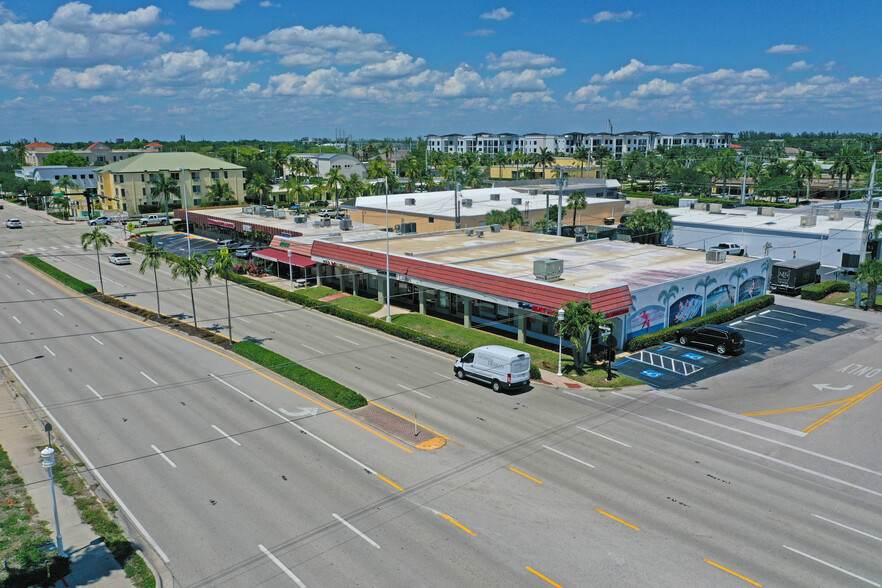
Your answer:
[24,141,163,166]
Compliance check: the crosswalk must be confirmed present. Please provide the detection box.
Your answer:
[0,244,84,256]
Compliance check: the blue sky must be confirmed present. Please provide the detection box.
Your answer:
[1,1,879,142]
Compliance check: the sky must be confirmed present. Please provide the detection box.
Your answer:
[1,0,880,142]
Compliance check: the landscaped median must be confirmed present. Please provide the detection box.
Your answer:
[800,280,850,301]
[22,256,97,294]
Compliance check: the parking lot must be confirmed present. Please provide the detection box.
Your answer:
[614,305,855,387]
[134,232,222,258]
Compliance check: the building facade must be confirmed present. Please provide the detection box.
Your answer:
[23,141,163,167]
[96,152,246,214]
[285,153,366,179]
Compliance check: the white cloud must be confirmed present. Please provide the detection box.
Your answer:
[227,25,390,67]
[267,68,344,96]
[189,0,244,10]
[631,78,680,98]
[348,53,426,82]
[682,67,771,90]
[480,7,513,21]
[259,1,279,6]
[586,10,636,24]
[51,64,127,90]
[485,50,557,71]
[565,84,606,105]
[433,65,487,97]
[590,58,701,83]
[89,94,119,103]
[0,3,18,21]
[489,67,564,92]
[786,60,812,72]
[465,29,494,37]
[821,61,837,71]
[50,2,162,33]
[766,43,811,54]
[190,26,220,39]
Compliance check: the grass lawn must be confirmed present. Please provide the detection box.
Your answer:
[300,285,339,299]
[300,286,383,315]
[816,291,877,310]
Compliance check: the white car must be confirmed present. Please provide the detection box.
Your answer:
[6,218,22,228]
[108,252,131,265]
[88,216,113,226]
[708,242,745,256]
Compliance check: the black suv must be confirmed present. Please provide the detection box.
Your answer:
[675,325,745,355]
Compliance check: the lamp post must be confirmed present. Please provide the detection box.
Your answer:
[600,325,613,381]
[178,168,192,259]
[287,249,293,291]
[385,177,391,323]
[41,424,67,558]
[556,308,565,376]
[555,167,567,236]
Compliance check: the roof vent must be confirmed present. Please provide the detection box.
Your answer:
[706,250,727,264]
[490,193,500,201]
[490,224,501,232]
[475,230,484,238]
[461,198,473,207]
[533,258,563,281]
[528,189,538,196]
[828,210,843,221]
[404,198,416,205]
[800,215,817,226]
[511,197,522,205]
[466,228,474,236]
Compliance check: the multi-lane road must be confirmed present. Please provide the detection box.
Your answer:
[2,203,881,587]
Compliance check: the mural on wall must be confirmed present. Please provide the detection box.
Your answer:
[657,285,680,327]
[738,276,766,302]
[668,294,703,326]
[630,305,665,338]
[705,284,736,313]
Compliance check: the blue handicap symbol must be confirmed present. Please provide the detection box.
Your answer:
[682,353,703,360]
[641,370,663,379]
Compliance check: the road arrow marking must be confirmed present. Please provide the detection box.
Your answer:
[813,384,854,392]
[279,407,318,418]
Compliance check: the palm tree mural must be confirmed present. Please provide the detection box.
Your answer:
[694,275,718,314]
[657,285,680,327]
[731,267,749,302]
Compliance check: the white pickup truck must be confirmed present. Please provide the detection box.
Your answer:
[708,242,745,256]
[139,214,169,226]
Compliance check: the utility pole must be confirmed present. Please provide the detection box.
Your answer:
[854,156,877,308]
[454,170,461,229]
[739,155,749,206]
[555,166,567,237]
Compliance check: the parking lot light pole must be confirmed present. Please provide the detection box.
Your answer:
[41,425,66,558]
[557,308,565,376]
[287,249,293,291]
[600,325,612,381]
[178,168,192,259]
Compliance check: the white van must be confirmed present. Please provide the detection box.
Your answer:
[454,345,531,392]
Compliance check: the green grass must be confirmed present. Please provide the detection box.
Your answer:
[299,285,339,299]
[327,296,383,315]
[816,291,877,309]
[22,256,97,294]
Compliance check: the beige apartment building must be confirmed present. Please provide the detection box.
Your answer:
[96,152,246,214]
[24,141,163,166]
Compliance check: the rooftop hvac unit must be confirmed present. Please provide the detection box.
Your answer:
[575,234,586,243]
[800,215,817,226]
[242,206,253,214]
[466,229,474,236]
[339,218,352,230]
[528,189,538,196]
[274,210,286,218]
[490,224,501,232]
[706,250,727,264]
[511,197,522,205]
[475,230,484,238]
[313,220,322,227]
[321,217,331,227]
[828,210,844,221]
[404,198,416,205]
[254,205,266,215]
[533,258,563,281]
[490,193,500,201]
[575,226,586,235]
[293,215,307,223]
[461,198,473,207]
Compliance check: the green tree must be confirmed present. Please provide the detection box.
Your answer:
[789,150,821,201]
[246,173,270,205]
[80,227,112,292]
[534,147,555,179]
[503,206,523,229]
[623,150,645,189]
[50,194,70,219]
[556,300,611,372]
[43,151,89,167]
[341,174,365,199]
[593,146,613,178]
[829,146,865,201]
[204,246,237,341]
[138,234,165,316]
[573,147,591,178]
[325,167,344,207]
[169,256,203,327]
[567,190,587,226]
[855,259,882,310]
[624,209,672,245]
[485,209,507,226]
[282,177,308,204]
[149,172,179,220]
[706,149,740,197]
[205,180,234,204]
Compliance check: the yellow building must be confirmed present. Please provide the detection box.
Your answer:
[96,152,246,214]
[489,158,598,180]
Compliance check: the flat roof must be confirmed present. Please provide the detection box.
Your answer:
[669,206,880,236]
[345,229,754,292]
[203,206,389,242]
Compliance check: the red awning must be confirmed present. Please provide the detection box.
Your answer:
[252,248,316,267]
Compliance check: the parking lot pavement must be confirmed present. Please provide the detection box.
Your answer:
[135,232,220,257]
[614,304,859,387]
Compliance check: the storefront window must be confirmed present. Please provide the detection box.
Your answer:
[438,291,448,309]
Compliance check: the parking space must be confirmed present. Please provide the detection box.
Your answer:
[614,305,857,388]
[135,233,219,258]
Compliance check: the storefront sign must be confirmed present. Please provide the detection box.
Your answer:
[207,218,236,229]
[243,224,252,232]
[517,301,556,316]
[604,307,630,318]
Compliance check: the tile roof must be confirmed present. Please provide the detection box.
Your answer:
[25,142,54,148]
[97,152,245,173]
[87,142,110,150]
[145,142,163,147]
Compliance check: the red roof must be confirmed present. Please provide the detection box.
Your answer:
[145,142,163,147]
[269,236,312,257]
[25,142,53,148]
[731,144,742,149]
[86,142,109,150]
[311,241,632,315]
[252,248,315,267]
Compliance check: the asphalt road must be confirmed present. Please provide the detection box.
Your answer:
[2,203,881,587]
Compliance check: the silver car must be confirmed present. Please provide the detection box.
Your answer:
[5,218,22,228]
[108,252,131,265]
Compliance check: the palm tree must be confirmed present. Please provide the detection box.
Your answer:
[138,234,164,316]
[246,173,270,205]
[485,209,507,227]
[399,155,422,191]
[855,259,882,310]
[707,149,741,197]
[367,160,394,190]
[534,147,555,179]
[503,206,523,229]
[204,247,236,341]
[169,256,203,327]
[573,147,591,178]
[80,227,112,292]
[148,172,179,220]
[593,146,613,178]
[464,164,485,188]
[340,174,365,200]
[623,150,645,189]
[556,300,610,372]
[50,194,70,219]
[694,275,718,313]
[205,180,234,205]
[829,146,865,200]
[789,150,820,202]
[271,148,287,180]
[325,167,344,207]
[567,190,587,226]
[657,285,680,327]
[282,177,308,204]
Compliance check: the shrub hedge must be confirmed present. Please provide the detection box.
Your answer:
[625,295,775,351]
[651,194,795,209]
[233,341,367,409]
[22,256,97,294]
[800,280,850,301]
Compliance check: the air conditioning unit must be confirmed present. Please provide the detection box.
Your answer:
[461,198,473,207]
[242,206,253,214]
[293,215,306,223]
[800,215,817,226]
[533,258,563,281]
[466,228,474,236]
[828,210,844,221]
[340,219,352,230]
[404,198,416,205]
[475,230,484,238]
[313,220,322,227]
[274,210,286,218]
[321,218,331,227]
[706,250,727,264]
[490,193,500,201]
[490,224,501,232]
[511,197,522,205]
[575,234,586,243]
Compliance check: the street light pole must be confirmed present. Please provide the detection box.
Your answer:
[288,249,293,291]
[385,178,391,323]
[556,308,565,376]
[41,424,67,558]
[178,168,192,259]
[555,166,567,237]
[854,157,878,308]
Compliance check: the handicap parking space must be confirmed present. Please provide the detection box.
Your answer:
[614,304,857,388]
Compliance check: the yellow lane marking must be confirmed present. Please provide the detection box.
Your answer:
[741,394,860,416]
[416,437,446,451]
[15,259,414,461]
[594,508,640,530]
[526,566,564,587]
[375,474,403,492]
[803,382,882,434]
[367,400,462,446]
[703,558,762,586]
[440,513,476,536]
[507,466,543,484]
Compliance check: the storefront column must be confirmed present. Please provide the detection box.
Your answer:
[351,272,358,296]
[377,277,386,305]
[462,296,472,329]
[418,286,426,315]
[334,265,343,290]
[315,263,322,286]
[516,309,526,344]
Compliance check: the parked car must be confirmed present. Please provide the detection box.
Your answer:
[108,252,131,265]
[708,242,745,256]
[776,196,790,204]
[6,218,22,228]
[216,239,239,250]
[139,214,169,226]
[454,345,532,392]
[675,325,745,355]
[88,216,113,226]
[234,245,255,259]
[0,203,4,209]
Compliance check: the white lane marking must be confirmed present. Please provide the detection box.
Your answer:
[151,445,177,468]
[4,274,11,279]
[743,321,789,332]
[609,391,635,400]
[542,444,595,468]
[91,335,104,346]
[812,514,882,542]
[86,385,103,400]
[332,513,381,549]
[177,293,190,299]
[398,384,430,399]
[730,320,742,325]
[301,344,323,354]
[772,308,822,321]
[782,545,880,587]
[141,371,159,385]
[273,312,286,318]
[437,371,468,386]
[665,342,728,359]
[761,315,807,326]
[54,307,64,316]
[0,352,170,562]
[12,316,21,324]
[212,425,242,447]
[210,374,378,474]
[335,335,359,346]
[576,426,632,447]
[735,326,779,338]
[258,544,306,587]
[759,310,770,315]
[43,345,56,357]
[26,289,35,295]
[648,389,805,436]
[236,316,252,323]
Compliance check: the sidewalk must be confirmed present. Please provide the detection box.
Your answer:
[0,373,131,587]
[772,294,882,326]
